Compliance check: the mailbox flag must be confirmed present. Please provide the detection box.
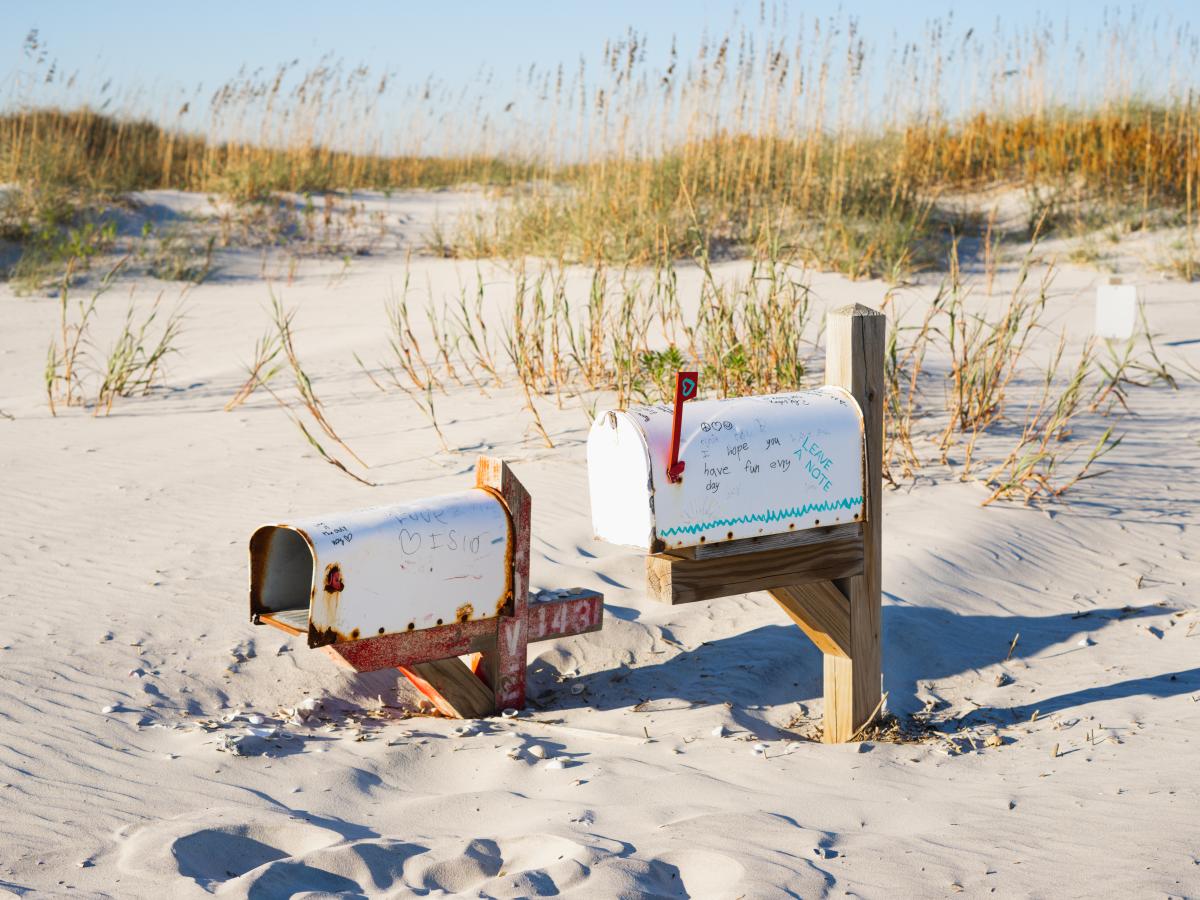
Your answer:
[667,371,698,483]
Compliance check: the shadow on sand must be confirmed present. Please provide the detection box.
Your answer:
[525,599,1194,736]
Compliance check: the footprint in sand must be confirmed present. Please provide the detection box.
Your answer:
[116,808,346,891]
[580,847,747,899]
[121,814,622,898]
[404,832,616,896]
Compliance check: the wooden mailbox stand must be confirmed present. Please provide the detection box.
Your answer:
[645,304,884,742]
[257,458,603,719]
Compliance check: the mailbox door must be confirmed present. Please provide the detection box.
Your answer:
[588,386,865,550]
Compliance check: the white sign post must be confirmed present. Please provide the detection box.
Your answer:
[1095,279,1138,341]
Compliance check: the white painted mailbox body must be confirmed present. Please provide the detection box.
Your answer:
[587,386,865,551]
[250,489,511,645]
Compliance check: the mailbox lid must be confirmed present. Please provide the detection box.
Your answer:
[251,488,512,645]
[587,386,864,550]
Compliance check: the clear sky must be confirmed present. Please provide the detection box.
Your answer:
[7,1,1198,98]
[4,1,1198,152]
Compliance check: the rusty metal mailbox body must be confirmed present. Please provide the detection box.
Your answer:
[251,489,513,646]
[249,457,603,718]
[587,386,865,552]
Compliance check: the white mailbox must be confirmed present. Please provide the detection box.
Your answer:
[250,489,512,646]
[587,386,865,551]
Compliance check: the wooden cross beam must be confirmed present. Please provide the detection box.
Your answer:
[260,457,604,718]
[325,585,603,718]
[643,305,885,742]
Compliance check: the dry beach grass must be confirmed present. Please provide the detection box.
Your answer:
[3,12,1199,277]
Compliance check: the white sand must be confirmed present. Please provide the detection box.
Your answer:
[1,191,1198,897]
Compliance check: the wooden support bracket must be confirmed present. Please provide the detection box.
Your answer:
[645,528,863,605]
[768,580,851,659]
[401,658,496,718]
[309,586,604,718]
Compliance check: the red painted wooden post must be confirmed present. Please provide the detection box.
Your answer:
[475,456,532,710]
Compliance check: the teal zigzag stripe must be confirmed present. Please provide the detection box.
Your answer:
[658,496,864,537]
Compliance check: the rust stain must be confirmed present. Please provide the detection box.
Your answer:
[456,603,474,623]
[477,483,515,615]
[307,619,372,648]
[247,527,273,616]
[308,622,340,648]
[324,563,344,594]
[310,562,343,647]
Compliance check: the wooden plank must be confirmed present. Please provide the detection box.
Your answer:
[258,609,306,635]
[400,657,496,719]
[821,304,885,742]
[324,616,495,672]
[475,456,532,710]
[767,580,851,658]
[671,522,862,560]
[526,590,604,643]
[645,534,863,605]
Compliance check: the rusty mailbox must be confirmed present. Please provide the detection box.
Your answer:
[250,456,603,718]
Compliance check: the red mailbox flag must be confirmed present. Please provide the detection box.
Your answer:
[666,371,698,483]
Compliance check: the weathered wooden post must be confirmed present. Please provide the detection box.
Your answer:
[586,304,885,742]
[248,456,603,718]
[819,303,884,741]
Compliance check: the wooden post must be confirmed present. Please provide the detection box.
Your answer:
[821,304,884,742]
[474,456,532,711]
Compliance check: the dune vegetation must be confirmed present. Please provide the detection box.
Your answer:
[4,11,1196,503]
[3,12,1198,276]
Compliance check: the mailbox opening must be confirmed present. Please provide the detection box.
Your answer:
[249,525,316,634]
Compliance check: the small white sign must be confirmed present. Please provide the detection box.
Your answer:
[1095,281,1138,341]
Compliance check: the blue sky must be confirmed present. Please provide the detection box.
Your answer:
[7,1,1198,98]
[4,1,1198,152]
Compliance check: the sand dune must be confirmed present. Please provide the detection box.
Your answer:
[1,191,1198,897]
